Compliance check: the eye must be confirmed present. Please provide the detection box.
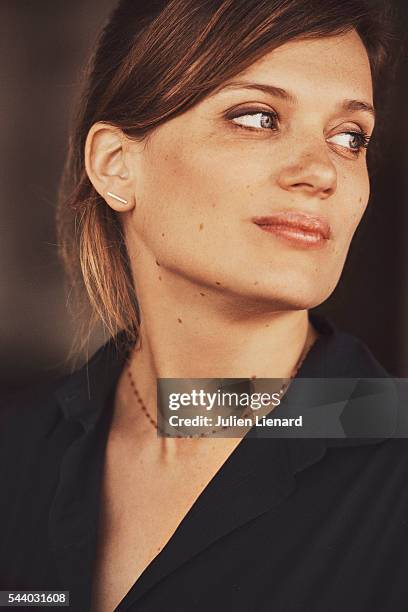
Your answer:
[327,131,370,153]
[230,111,279,131]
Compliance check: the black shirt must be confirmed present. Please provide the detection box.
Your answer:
[1,314,407,611]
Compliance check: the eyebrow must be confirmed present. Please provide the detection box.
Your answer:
[341,99,376,118]
[213,81,376,119]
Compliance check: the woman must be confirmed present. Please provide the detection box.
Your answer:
[1,1,406,611]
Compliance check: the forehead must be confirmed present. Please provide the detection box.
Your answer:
[230,30,373,103]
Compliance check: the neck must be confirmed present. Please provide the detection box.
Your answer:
[124,267,319,411]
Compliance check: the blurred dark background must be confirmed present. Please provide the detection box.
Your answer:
[0,0,407,392]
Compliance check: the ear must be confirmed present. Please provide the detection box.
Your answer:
[84,122,136,212]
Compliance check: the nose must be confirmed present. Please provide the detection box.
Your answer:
[277,145,337,199]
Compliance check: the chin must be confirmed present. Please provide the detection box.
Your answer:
[235,273,340,312]
[282,286,339,311]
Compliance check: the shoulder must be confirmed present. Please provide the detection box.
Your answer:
[1,376,64,438]
[307,312,389,378]
[0,375,83,541]
[0,333,127,454]
[0,374,71,437]
[332,329,389,377]
[0,375,82,478]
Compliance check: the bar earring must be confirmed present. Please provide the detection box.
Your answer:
[107,191,128,205]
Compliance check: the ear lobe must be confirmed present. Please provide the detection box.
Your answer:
[84,122,135,211]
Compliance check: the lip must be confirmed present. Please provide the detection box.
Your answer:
[251,211,331,248]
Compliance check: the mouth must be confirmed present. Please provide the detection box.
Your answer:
[251,210,331,249]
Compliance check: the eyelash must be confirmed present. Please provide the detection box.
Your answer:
[228,110,371,155]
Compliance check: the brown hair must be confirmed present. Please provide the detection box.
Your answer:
[57,0,394,359]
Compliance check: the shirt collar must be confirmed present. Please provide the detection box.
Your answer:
[54,313,396,448]
[306,312,396,441]
[54,332,130,432]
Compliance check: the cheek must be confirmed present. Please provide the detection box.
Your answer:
[130,136,236,270]
[336,168,370,244]
[137,135,256,235]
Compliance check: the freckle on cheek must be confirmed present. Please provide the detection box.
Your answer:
[215,281,221,286]
[177,317,182,323]
[161,233,165,237]
[199,223,204,230]
[199,292,206,296]
[158,276,162,281]
[254,281,258,285]
[155,260,160,266]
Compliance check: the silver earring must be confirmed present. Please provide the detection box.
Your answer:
[107,191,128,205]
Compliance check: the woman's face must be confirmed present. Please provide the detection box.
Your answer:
[126,30,375,310]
